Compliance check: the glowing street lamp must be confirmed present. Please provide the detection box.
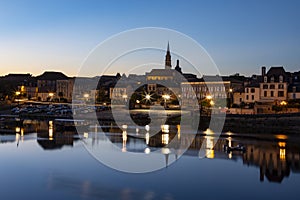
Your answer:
[145,94,151,101]
[162,94,170,108]
[48,92,54,103]
[280,101,287,106]
[83,93,90,100]
[206,95,212,100]
[15,91,21,106]
[210,100,215,106]
[122,94,128,103]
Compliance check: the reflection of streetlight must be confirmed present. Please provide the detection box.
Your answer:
[162,134,169,145]
[49,120,53,140]
[161,124,170,133]
[122,130,127,152]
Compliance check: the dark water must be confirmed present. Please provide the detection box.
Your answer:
[1,119,300,200]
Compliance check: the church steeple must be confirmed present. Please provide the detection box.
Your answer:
[165,42,172,69]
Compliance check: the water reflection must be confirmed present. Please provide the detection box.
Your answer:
[0,118,300,183]
[0,119,79,150]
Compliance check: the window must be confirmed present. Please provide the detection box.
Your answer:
[270,76,274,82]
[264,91,267,97]
[251,88,255,93]
[279,75,283,83]
[264,76,267,83]
[263,84,268,89]
[270,84,275,89]
[246,95,249,100]
[246,88,249,93]
[278,84,284,89]
[271,91,274,97]
[239,98,242,102]
[278,91,284,97]
[252,95,254,100]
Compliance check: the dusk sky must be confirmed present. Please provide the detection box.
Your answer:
[1,0,300,77]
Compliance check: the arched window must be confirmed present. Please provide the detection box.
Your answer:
[270,76,274,82]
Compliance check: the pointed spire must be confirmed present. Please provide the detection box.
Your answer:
[165,41,172,69]
[167,41,170,52]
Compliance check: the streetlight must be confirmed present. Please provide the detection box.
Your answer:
[145,94,151,101]
[15,91,21,107]
[48,92,54,99]
[48,92,54,104]
[162,94,170,108]
[228,89,233,108]
[280,101,287,106]
[83,93,89,102]
[122,94,128,102]
[206,95,212,100]
[280,101,288,113]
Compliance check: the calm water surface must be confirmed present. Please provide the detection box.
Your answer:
[1,119,300,200]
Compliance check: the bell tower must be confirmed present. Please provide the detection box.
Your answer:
[165,42,172,69]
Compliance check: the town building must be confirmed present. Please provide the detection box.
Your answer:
[259,66,288,103]
[56,78,74,102]
[36,71,69,101]
[288,71,300,100]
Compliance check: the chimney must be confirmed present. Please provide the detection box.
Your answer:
[262,66,266,77]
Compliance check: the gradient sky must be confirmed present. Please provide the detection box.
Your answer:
[0,0,300,77]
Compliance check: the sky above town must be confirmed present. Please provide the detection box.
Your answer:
[0,0,300,77]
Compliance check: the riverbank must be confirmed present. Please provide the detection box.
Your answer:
[1,108,300,134]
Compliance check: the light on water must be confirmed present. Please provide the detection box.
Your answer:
[1,119,300,200]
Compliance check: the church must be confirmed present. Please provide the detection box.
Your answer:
[146,42,185,95]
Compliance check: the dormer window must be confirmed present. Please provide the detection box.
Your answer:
[264,76,267,83]
[270,76,274,82]
[279,75,283,83]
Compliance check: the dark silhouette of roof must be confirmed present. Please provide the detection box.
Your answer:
[266,66,288,82]
[146,69,177,76]
[36,71,69,80]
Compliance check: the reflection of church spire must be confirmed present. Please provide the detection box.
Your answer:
[165,42,172,69]
[165,153,169,168]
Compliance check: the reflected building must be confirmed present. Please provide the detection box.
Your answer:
[242,141,300,183]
